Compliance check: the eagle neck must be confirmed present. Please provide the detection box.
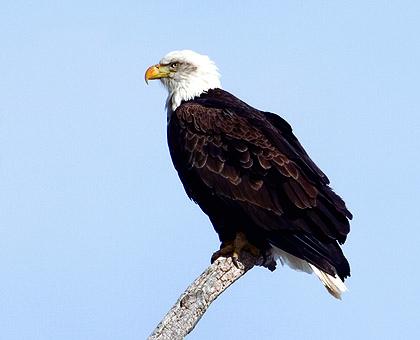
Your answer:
[165,88,220,122]
[164,75,221,110]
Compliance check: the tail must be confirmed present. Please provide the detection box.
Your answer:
[309,264,347,299]
[270,245,348,299]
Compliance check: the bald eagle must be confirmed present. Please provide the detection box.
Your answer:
[145,50,352,298]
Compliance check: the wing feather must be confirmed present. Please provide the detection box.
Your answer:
[175,101,348,233]
[169,89,351,278]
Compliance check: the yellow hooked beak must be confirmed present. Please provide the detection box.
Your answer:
[144,64,171,84]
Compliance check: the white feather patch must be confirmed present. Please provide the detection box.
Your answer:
[271,245,313,274]
[309,264,347,300]
[270,245,347,299]
[159,50,222,112]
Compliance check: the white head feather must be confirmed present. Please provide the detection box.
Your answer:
[159,50,221,112]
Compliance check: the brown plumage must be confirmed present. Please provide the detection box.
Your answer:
[168,88,352,280]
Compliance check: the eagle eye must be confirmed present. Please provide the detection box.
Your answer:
[170,62,179,69]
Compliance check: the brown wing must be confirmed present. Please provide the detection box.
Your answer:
[173,99,350,242]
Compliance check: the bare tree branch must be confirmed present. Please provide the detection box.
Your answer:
[148,253,258,340]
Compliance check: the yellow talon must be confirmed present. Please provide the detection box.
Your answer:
[211,232,260,267]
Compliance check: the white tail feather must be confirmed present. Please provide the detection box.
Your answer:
[270,245,347,299]
[271,246,313,274]
[309,264,347,299]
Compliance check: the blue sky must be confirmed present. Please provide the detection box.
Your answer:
[1,1,419,339]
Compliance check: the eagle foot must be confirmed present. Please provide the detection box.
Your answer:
[211,232,260,268]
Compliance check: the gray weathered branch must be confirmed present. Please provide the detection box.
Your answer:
[148,253,258,340]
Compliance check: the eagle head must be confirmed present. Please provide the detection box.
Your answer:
[145,50,221,112]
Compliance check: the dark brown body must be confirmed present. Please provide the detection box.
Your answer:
[167,88,351,279]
